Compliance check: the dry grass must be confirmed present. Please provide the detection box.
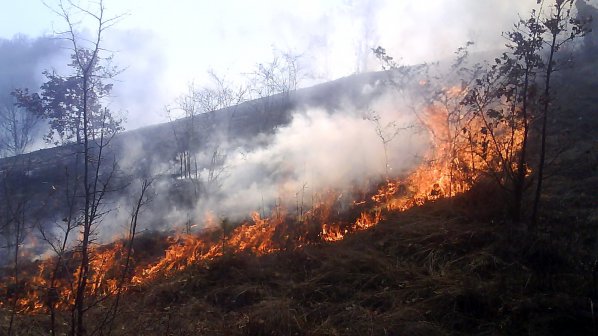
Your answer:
[4,192,595,335]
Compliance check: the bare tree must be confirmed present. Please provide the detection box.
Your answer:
[166,84,200,180]
[167,71,245,190]
[101,178,154,336]
[366,109,411,179]
[165,72,245,234]
[37,1,126,334]
[0,162,30,336]
[0,95,41,157]
[531,0,589,226]
[0,96,41,335]
[246,49,302,131]
[37,166,82,336]
[248,50,301,100]
[374,0,589,224]
[373,45,477,198]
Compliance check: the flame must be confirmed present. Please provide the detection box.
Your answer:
[0,85,527,315]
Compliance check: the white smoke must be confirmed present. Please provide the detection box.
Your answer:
[185,88,428,225]
[87,84,429,240]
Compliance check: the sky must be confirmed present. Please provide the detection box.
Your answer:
[1,0,596,130]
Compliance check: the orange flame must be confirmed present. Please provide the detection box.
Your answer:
[0,84,526,314]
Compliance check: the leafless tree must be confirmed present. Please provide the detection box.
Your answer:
[41,1,126,334]
[167,71,246,192]
[101,178,154,336]
[366,109,412,179]
[531,0,589,226]
[246,49,303,130]
[249,50,301,99]
[0,96,41,157]
[37,166,82,336]
[1,161,30,336]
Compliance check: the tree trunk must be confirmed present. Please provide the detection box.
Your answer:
[531,4,562,228]
[73,70,91,336]
[514,69,531,224]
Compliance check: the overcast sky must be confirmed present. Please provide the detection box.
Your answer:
[1,0,595,130]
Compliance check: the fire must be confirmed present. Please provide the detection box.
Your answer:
[0,84,527,316]
[320,209,382,242]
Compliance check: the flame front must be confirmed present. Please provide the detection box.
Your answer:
[0,84,526,314]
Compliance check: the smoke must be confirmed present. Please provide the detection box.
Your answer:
[0,35,66,152]
[109,85,430,235]
[8,0,598,250]
[3,0,585,133]
[221,0,541,78]
[81,0,550,120]
[208,101,426,219]
[103,29,171,129]
[0,35,65,95]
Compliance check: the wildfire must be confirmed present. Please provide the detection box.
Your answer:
[0,84,526,316]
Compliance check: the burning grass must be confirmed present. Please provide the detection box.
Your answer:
[0,87,515,332]
[0,80,551,334]
[1,155,596,335]
[4,199,594,335]
[0,182,396,315]
[0,141,472,316]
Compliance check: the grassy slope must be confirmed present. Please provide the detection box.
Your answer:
[85,56,598,336]
[90,198,595,335]
[2,55,597,336]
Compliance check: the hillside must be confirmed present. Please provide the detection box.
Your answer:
[0,70,390,238]
[1,50,597,336]
[4,192,597,335]
[106,203,596,335]
[0,70,387,179]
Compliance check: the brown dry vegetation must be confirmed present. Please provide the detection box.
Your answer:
[2,32,597,336]
[4,181,597,335]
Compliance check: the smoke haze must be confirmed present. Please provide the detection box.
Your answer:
[5,0,590,131]
[101,85,430,238]
[0,36,64,98]
[2,0,597,249]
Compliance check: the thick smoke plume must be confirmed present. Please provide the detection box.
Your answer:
[9,0,597,254]
[209,99,426,220]
[106,87,430,237]
[0,36,65,152]
[0,35,64,92]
